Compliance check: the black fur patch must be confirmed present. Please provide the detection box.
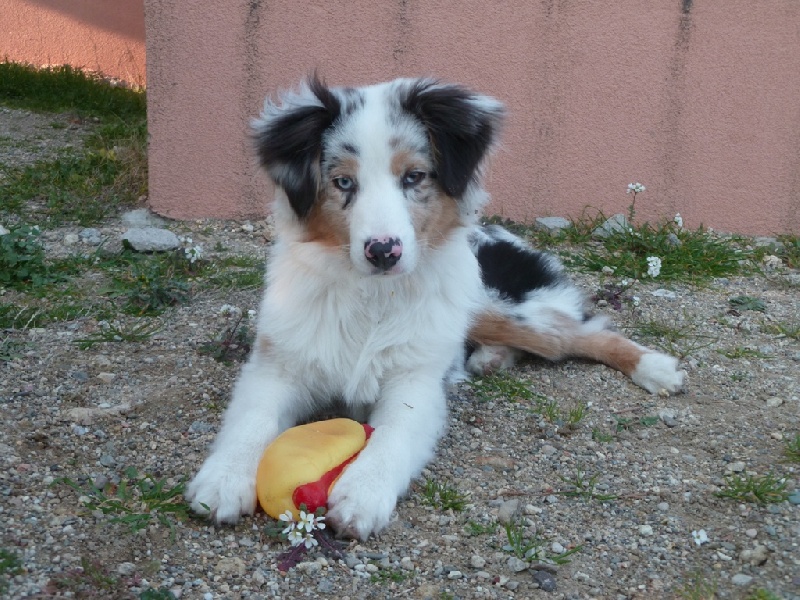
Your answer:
[401,81,503,198]
[254,75,341,218]
[476,240,559,303]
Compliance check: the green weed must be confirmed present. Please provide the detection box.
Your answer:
[370,568,408,584]
[419,478,468,512]
[629,316,714,358]
[729,295,766,312]
[0,548,23,594]
[468,373,543,403]
[0,224,62,287]
[783,434,800,463]
[74,319,161,349]
[464,520,498,537]
[744,590,782,600]
[716,472,789,504]
[198,313,254,364]
[591,428,615,443]
[677,570,718,600]
[762,318,800,340]
[717,347,770,360]
[502,519,582,564]
[55,467,192,539]
[556,467,617,502]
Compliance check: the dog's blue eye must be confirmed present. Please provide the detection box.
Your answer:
[402,171,426,188]
[333,177,355,192]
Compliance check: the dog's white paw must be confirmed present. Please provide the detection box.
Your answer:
[326,460,398,540]
[185,459,257,524]
[466,345,521,376]
[631,352,687,395]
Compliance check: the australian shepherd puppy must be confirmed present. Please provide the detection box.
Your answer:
[186,76,686,540]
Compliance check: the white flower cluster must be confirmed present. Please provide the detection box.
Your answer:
[646,256,662,278]
[279,510,326,549]
[179,236,203,264]
[627,182,646,194]
[673,213,683,229]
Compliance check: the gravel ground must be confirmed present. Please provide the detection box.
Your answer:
[1,108,799,599]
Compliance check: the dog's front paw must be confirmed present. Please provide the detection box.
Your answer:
[631,352,687,395]
[326,463,398,541]
[185,459,257,524]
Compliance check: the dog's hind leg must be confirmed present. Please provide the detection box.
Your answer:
[467,310,686,395]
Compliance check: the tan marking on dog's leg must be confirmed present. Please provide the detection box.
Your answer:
[468,311,573,361]
[469,311,644,376]
[569,331,646,377]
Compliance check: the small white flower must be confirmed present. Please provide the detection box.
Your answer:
[632,295,641,307]
[247,309,257,319]
[303,533,319,549]
[184,244,203,263]
[692,529,709,546]
[287,529,304,547]
[646,256,662,278]
[298,510,326,533]
[673,213,683,228]
[219,304,240,316]
[621,279,630,287]
[627,182,646,194]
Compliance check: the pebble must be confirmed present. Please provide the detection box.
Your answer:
[765,397,783,408]
[592,213,628,238]
[470,555,486,569]
[497,499,521,524]
[79,228,103,245]
[731,573,753,586]
[741,545,769,566]
[657,502,669,512]
[651,289,678,299]
[122,227,180,252]
[447,570,463,579]
[507,556,529,572]
[551,541,565,554]
[727,461,746,473]
[97,372,116,383]
[532,569,557,592]
[788,491,800,505]
[745,528,758,538]
[121,208,167,228]
[64,233,79,245]
[639,525,654,536]
[534,216,571,232]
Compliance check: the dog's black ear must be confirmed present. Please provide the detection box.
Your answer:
[253,75,341,218]
[401,80,504,198]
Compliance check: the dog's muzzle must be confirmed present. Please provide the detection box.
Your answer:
[364,237,403,271]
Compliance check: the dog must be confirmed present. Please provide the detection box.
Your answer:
[186,76,686,540]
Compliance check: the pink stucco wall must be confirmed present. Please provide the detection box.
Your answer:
[147,1,799,234]
[1,0,145,86]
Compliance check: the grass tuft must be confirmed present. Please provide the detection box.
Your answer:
[419,478,468,512]
[716,471,789,504]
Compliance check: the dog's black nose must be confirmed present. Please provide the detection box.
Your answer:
[364,237,403,270]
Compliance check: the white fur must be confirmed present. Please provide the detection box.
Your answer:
[187,79,488,539]
[631,352,687,395]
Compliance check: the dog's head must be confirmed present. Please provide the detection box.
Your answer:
[253,75,504,275]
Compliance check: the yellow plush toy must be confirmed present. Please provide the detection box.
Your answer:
[256,418,374,520]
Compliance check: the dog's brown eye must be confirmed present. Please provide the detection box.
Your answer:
[402,170,426,189]
[333,176,355,192]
